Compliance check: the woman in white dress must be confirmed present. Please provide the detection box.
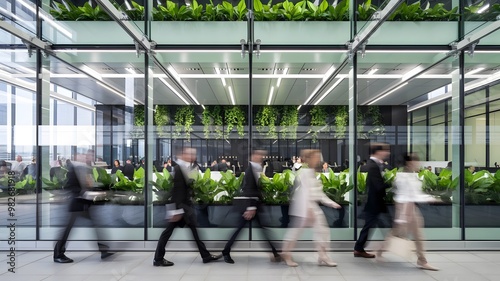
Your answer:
[282,149,341,267]
[390,153,439,271]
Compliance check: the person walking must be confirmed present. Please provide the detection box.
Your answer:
[354,143,391,258]
[153,147,221,266]
[222,149,282,264]
[389,153,439,271]
[281,149,341,267]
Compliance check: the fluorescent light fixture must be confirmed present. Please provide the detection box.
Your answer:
[81,65,102,81]
[267,86,275,105]
[228,86,235,105]
[158,77,189,105]
[368,82,408,105]
[14,65,36,75]
[53,49,136,53]
[167,65,181,82]
[297,105,302,110]
[465,70,500,91]
[368,68,378,75]
[125,67,137,74]
[465,68,484,76]
[314,77,345,105]
[477,4,490,13]
[51,91,95,112]
[96,81,125,99]
[215,68,226,86]
[166,66,200,105]
[402,66,423,82]
[17,0,73,39]
[124,0,133,10]
[365,50,447,53]
[276,68,288,87]
[155,49,345,53]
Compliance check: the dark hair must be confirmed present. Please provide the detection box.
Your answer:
[114,159,121,166]
[370,142,389,155]
[403,153,419,163]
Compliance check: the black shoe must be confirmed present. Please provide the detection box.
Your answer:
[54,255,74,263]
[153,259,174,267]
[203,254,222,263]
[101,252,115,259]
[223,254,234,264]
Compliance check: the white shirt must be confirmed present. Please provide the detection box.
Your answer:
[393,172,435,203]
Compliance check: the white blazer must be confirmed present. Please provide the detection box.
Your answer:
[393,172,435,203]
[289,168,337,218]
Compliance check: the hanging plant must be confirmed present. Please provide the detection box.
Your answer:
[202,105,224,139]
[224,106,246,138]
[174,106,195,141]
[154,105,170,137]
[280,105,298,139]
[357,108,366,139]
[367,106,385,136]
[256,106,279,139]
[334,106,348,139]
[134,105,145,127]
[309,106,328,143]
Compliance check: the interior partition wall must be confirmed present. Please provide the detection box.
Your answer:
[1,0,500,250]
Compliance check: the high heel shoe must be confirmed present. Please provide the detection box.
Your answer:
[318,258,337,267]
[282,253,298,267]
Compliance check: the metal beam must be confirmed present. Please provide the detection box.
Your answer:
[303,0,403,106]
[350,0,404,54]
[365,20,500,105]
[0,20,51,52]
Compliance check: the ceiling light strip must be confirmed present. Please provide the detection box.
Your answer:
[228,86,235,105]
[367,82,408,105]
[159,77,189,105]
[267,86,275,105]
[314,77,345,105]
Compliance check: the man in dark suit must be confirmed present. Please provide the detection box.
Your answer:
[53,149,113,263]
[354,143,391,258]
[153,147,221,266]
[222,149,281,264]
[122,159,135,180]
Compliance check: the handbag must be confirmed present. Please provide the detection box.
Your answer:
[385,235,415,260]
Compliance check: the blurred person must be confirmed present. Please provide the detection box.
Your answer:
[210,160,218,171]
[282,149,341,267]
[468,165,475,173]
[321,161,330,173]
[386,153,439,271]
[11,155,26,176]
[153,147,221,266]
[111,160,123,174]
[53,149,114,263]
[426,166,432,172]
[163,159,174,173]
[218,159,229,172]
[292,157,302,171]
[123,159,135,180]
[354,143,391,258]
[222,149,282,264]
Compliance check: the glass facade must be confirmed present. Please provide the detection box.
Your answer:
[1,0,500,248]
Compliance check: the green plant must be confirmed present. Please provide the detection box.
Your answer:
[14,175,36,194]
[333,106,348,139]
[156,0,192,21]
[309,106,328,143]
[256,106,278,139]
[150,168,174,203]
[174,106,195,140]
[202,0,218,21]
[419,168,458,202]
[464,169,496,204]
[357,0,377,21]
[389,1,424,21]
[279,105,298,139]
[422,2,459,21]
[325,0,349,21]
[320,168,352,204]
[41,168,68,190]
[122,1,145,21]
[154,105,170,137]
[92,167,115,190]
[134,105,145,127]
[382,167,398,203]
[113,167,144,192]
[367,106,385,136]
[202,105,224,139]
[356,168,368,194]
[215,171,245,204]
[224,106,245,138]
[192,169,220,204]
[260,170,295,204]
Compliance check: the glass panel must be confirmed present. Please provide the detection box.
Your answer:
[1,0,37,35]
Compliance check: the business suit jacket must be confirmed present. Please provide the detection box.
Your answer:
[235,163,261,212]
[363,159,389,214]
[170,164,196,225]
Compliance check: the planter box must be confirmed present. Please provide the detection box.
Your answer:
[464,204,500,227]
[320,204,349,228]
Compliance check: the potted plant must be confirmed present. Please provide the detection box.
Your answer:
[320,168,352,227]
[150,168,174,204]
[208,171,245,227]
[192,169,219,226]
[464,169,500,227]
[259,170,295,227]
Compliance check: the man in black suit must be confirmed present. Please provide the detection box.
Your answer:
[222,149,281,264]
[122,159,135,180]
[53,149,113,263]
[354,143,391,258]
[153,147,221,266]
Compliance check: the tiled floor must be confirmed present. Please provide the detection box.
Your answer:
[1,251,500,281]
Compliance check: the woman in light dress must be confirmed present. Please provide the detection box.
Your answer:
[282,149,341,267]
[390,153,439,271]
